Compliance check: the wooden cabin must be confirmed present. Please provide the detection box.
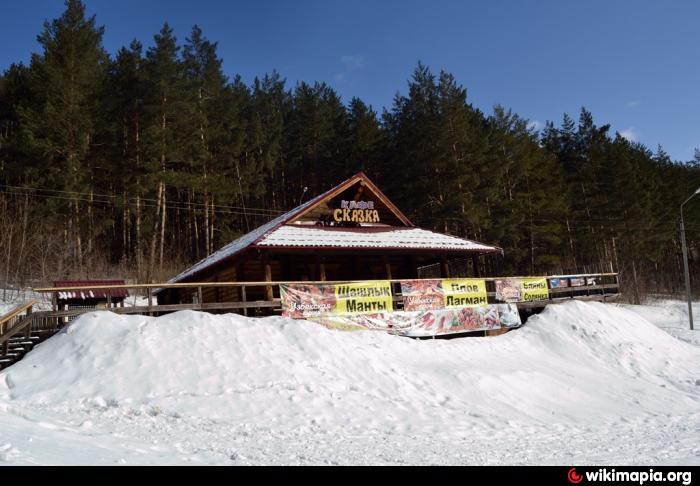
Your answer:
[155,172,501,306]
[54,280,129,311]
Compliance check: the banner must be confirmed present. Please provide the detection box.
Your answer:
[307,303,522,336]
[520,278,549,302]
[334,281,393,314]
[280,279,525,337]
[495,278,521,303]
[400,280,444,311]
[280,281,393,318]
[549,278,569,289]
[400,278,487,311]
[496,278,549,302]
[442,279,488,307]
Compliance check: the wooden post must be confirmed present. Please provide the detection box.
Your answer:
[263,254,273,302]
[407,255,418,279]
[472,255,480,277]
[440,256,450,278]
[148,292,153,316]
[197,286,203,307]
[318,256,327,282]
[241,285,248,317]
[383,256,392,280]
[107,289,112,308]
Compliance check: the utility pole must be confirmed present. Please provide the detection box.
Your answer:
[680,188,700,331]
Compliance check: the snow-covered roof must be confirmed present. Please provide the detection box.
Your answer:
[257,225,500,252]
[164,190,328,285]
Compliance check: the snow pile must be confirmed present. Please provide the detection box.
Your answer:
[0,300,699,465]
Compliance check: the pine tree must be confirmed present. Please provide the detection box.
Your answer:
[18,0,107,270]
[100,40,146,269]
[346,97,386,177]
[143,22,183,277]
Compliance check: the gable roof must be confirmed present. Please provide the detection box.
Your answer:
[287,171,413,227]
[163,172,499,285]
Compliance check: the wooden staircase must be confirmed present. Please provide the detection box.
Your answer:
[0,300,51,371]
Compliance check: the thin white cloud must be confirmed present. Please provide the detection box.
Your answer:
[335,55,365,81]
[528,120,542,131]
[626,100,641,108]
[340,55,365,70]
[620,127,638,142]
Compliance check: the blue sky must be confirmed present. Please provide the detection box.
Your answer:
[2,0,699,161]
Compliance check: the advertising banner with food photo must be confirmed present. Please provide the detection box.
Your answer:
[399,306,500,337]
[309,304,515,337]
[400,278,487,311]
[400,279,444,311]
[280,281,393,318]
[279,283,336,318]
[495,278,521,302]
[496,278,549,302]
[282,279,521,337]
[442,279,488,307]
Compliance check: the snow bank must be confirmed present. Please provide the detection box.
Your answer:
[3,301,699,424]
[1,300,698,464]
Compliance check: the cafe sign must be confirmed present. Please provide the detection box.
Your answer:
[333,200,380,223]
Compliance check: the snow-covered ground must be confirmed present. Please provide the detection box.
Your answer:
[0,289,53,316]
[622,299,700,348]
[0,300,698,465]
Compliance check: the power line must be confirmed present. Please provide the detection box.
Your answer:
[0,184,284,215]
[0,189,283,219]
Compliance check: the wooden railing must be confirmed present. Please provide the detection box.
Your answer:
[30,273,620,321]
[0,299,37,351]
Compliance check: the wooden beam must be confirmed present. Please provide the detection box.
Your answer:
[263,254,273,301]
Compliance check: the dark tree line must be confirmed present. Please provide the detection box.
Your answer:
[2,1,700,301]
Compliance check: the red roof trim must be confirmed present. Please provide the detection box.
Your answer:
[53,280,129,299]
